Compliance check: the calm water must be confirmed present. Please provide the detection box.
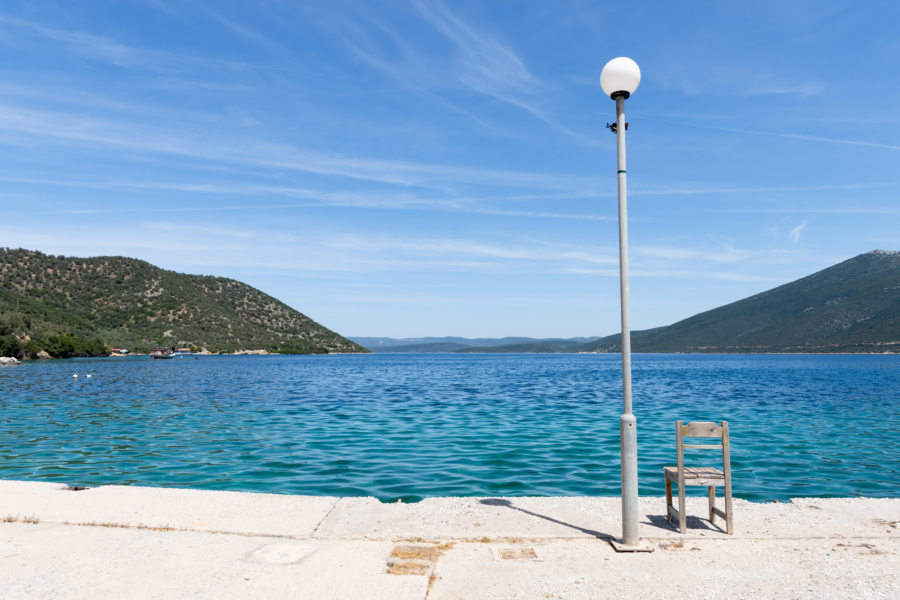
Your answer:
[1,354,897,502]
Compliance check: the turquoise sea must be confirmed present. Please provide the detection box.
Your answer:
[1,353,897,502]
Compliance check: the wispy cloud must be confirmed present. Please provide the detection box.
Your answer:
[658,60,825,99]
[565,267,780,282]
[0,15,138,67]
[630,182,865,196]
[324,235,619,267]
[722,125,900,151]
[330,0,541,112]
[7,163,861,210]
[752,206,900,216]
[414,0,538,106]
[657,119,900,152]
[415,0,602,145]
[0,174,612,221]
[634,246,748,263]
[141,221,258,239]
[0,15,283,73]
[196,7,282,52]
[0,103,599,192]
[319,1,597,145]
[789,220,808,242]
[461,207,612,221]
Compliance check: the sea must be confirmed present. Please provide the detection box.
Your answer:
[1,353,897,502]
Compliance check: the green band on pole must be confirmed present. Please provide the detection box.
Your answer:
[618,170,626,174]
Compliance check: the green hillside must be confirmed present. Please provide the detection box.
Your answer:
[583,250,900,354]
[0,248,368,357]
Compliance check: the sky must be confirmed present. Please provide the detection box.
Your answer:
[1,1,898,339]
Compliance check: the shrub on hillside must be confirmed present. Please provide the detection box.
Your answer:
[0,335,21,358]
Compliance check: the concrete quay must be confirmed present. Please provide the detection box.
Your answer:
[1,480,897,599]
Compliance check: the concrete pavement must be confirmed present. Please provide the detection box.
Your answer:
[1,480,897,599]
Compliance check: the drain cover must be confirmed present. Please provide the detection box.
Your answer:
[491,546,542,561]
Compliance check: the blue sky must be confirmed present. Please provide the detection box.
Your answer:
[1,1,898,338]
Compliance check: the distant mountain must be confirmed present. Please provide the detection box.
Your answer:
[0,248,367,356]
[583,250,900,354]
[373,342,472,353]
[457,340,589,353]
[350,336,500,349]
[350,336,601,353]
[358,251,900,355]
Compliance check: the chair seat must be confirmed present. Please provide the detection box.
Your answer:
[664,466,725,485]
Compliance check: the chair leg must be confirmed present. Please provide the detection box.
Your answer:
[665,477,673,522]
[708,486,715,523]
[724,478,734,535]
[677,482,687,534]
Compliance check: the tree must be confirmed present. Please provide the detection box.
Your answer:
[0,336,21,358]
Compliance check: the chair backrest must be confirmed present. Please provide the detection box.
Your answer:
[682,421,723,439]
[675,420,731,475]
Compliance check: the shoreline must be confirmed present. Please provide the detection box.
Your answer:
[17,350,900,360]
[1,480,896,598]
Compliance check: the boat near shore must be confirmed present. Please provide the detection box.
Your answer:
[150,347,174,359]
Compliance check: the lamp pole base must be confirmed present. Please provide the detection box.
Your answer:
[608,539,654,553]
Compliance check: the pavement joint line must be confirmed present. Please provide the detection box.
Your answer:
[1,519,308,540]
[640,538,899,545]
[3,520,897,545]
[336,534,892,543]
[311,497,340,539]
[3,519,896,543]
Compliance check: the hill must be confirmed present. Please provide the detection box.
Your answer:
[350,336,601,353]
[0,248,367,356]
[366,250,900,355]
[582,250,900,354]
[456,339,588,353]
[370,342,472,353]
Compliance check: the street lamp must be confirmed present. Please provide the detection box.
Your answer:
[601,57,649,552]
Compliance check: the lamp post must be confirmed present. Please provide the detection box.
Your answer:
[601,57,649,552]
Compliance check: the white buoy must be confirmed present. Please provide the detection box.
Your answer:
[73,374,78,378]
[86,374,92,378]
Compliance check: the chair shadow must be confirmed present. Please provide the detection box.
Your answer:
[478,498,614,541]
[644,513,726,534]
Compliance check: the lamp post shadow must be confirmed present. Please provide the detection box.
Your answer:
[478,498,615,541]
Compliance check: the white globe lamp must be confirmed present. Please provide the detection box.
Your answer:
[600,57,641,99]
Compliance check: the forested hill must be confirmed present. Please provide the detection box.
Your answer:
[0,248,367,356]
[584,250,900,354]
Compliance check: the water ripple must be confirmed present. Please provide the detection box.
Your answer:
[1,353,898,501]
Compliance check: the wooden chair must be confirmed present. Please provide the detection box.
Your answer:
[664,421,733,534]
